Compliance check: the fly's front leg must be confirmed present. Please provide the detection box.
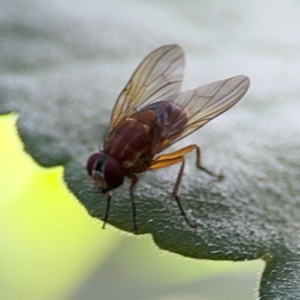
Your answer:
[128,173,139,234]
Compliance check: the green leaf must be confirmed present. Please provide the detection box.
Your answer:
[1,0,300,299]
[260,255,300,300]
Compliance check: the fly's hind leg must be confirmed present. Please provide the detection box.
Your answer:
[128,173,139,234]
[193,145,223,180]
[172,157,197,228]
[149,155,197,229]
[154,144,222,180]
[149,144,224,228]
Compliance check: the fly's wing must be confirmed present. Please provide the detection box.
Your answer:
[109,45,185,131]
[168,75,250,146]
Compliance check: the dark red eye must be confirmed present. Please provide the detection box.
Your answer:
[86,152,101,176]
[104,157,124,189]
[86,152,124,191]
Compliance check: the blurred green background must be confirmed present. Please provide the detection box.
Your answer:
[0,114,264,300]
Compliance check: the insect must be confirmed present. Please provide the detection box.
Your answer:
[86,44,250,234]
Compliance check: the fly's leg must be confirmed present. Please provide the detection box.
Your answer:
[128,173,139,234]
[149,155,197,229]
[148,144,223,228]
[193,145,223,180]
[172,157,197,228]
[103,174,139,234]
[153,144,222,180]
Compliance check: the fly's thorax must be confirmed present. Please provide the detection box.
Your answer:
[104,117,154,169]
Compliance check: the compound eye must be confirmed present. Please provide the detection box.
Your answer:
[86,152,102,176]
[104,157,124,189]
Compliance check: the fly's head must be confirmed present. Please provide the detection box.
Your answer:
[86,152,124,194]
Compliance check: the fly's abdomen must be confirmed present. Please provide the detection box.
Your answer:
[139,100,188,153]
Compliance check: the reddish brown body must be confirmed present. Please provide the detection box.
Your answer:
[104,100,187,175]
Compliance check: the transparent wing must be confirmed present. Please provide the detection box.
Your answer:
[109,44,185,131]
[169,75,250,146]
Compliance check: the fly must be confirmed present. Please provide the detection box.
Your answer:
[86,44,250,234]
